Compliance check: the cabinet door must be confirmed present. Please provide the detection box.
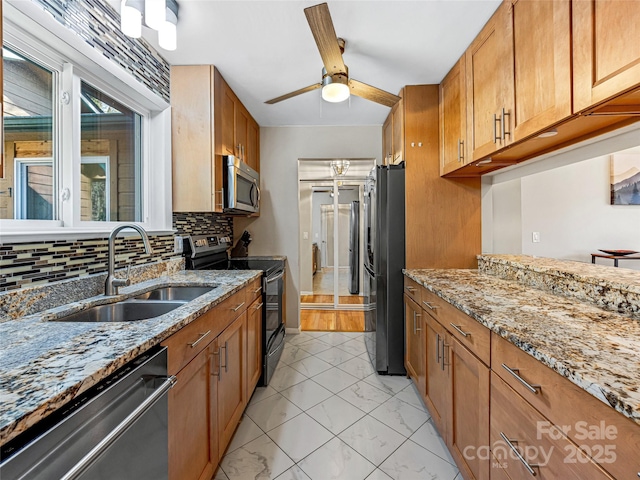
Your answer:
[218,312,246,457]
[217,76,236,157]
[246,298,263,397]
[424,315,449,438]
[392,99,404,164]
[448,336,490,480]
[235,104,249,161]
[466,1,514,161]
[512,0,571,141]
[404,295,425,397]
[246,118,259,172]
[573,0,640,112]
[168,343,217,480]
[440,57,467,175]
[382,114,393,165]
[171,65,213,212]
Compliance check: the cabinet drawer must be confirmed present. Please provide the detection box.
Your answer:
[404,277,421,305]
[215,288,248,327]
[490,373,613,480]
[163,309,218,376]
[246,277,263,304]
[491,333,640,479]
[423,288,490,366]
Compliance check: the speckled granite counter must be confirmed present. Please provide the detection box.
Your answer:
[403,269,640,426]
[0,269,261,446]
[478,254,640,318]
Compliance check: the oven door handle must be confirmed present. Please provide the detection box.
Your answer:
[265,270,285,284]
[268,330,286,357]
[59,375,176,480]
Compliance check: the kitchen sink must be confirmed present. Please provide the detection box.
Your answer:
[53,301,186,323]
[133,286,216,302]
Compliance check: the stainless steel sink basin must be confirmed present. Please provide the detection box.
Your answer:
[133,286,215,302]
[54,301,185,322]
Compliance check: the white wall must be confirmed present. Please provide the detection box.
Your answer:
[235,126,382,330]
[485,127,640,270]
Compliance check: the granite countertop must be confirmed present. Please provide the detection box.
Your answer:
[0,269,262,447]
[404,269,640,426]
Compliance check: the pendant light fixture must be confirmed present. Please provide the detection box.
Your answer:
[119,0,179,51]
[331,160,350,176]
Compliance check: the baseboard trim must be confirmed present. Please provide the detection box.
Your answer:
[285,327,301,335]
[300,291,314,296]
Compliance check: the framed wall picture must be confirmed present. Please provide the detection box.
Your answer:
[610,152,640,205]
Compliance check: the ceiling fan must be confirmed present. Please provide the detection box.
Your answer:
[265,2,401,108]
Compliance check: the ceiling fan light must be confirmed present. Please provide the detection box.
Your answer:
[158,20,177,51]
[121,0,142,38]
[322,83,350,103]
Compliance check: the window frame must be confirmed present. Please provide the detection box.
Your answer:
[1,1,173,241]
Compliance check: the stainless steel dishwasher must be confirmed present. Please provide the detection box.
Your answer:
[0,346,175,480]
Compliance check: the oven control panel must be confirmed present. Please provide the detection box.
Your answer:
[185,234,232,256]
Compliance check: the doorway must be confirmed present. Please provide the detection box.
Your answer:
[298,158,375,332]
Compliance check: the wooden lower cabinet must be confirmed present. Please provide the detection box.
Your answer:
[449,337,490,480]
[217,312,247,457]
[424,314,449,436]
[168,342,218,480]
[404,295,425,397]
[246,297,263,398]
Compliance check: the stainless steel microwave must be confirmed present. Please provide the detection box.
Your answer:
[223,155,260,214]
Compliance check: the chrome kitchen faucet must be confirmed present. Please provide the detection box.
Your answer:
[105,224,152,296]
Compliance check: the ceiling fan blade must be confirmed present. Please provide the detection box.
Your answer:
[348,79,401,108]
[265,83,322,104]
[304,3,346,76]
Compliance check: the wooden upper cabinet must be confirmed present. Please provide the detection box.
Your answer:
[392,99,404,164]
[573,0,640,112]
[511,0,572,141]
[465,1,515,161]
[440,57,467,175]
[172,66,260,213]
[246,118,259,172]
[382,115,393,165]
[171,65,215,212]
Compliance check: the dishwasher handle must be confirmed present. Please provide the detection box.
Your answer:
[59,375,176,480]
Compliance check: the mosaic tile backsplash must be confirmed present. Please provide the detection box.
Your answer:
[173,212,233,237]
[0,213,233,292]
[31,0,170,102]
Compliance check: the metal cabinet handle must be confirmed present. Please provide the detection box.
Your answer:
[449,323,470,338]
[224,341,229,373]
[188,330,211,348]
[457,139,464,163]
[405,286,416,293]
[501,364,541,394]
[493,113,500,143]
[499,432,539,476]
[436,333,441,364]
[415,312,421,332]
[422,300,438,311]
[231,301,245,312]
[59,376,176,480]
[253,287,262,294]
[254,302,264,310]
[442,341,450,371]
[212,348,222,379]
[501,108,511,140]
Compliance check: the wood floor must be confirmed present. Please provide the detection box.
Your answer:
[300,309,365,332]
[300,294,365,305]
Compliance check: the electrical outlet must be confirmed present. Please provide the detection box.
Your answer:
[532,232,541,243]
[174,235,183,253]
[303,232,309,240]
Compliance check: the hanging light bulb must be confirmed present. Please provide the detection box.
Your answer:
[145,0,166,30]
[158,21,177,51]
[121,0,142,38]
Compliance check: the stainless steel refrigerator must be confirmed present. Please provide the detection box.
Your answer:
[364,164,406,375]
[348,201,359,295]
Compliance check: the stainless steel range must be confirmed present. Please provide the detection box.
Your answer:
[183,235,285,386]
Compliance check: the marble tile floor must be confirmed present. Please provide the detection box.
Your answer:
[215,332,461,480]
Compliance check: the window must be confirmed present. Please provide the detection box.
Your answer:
[0,4,173,239]
[1,47,56,220]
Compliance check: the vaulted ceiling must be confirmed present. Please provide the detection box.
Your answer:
[127,0,502,126]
